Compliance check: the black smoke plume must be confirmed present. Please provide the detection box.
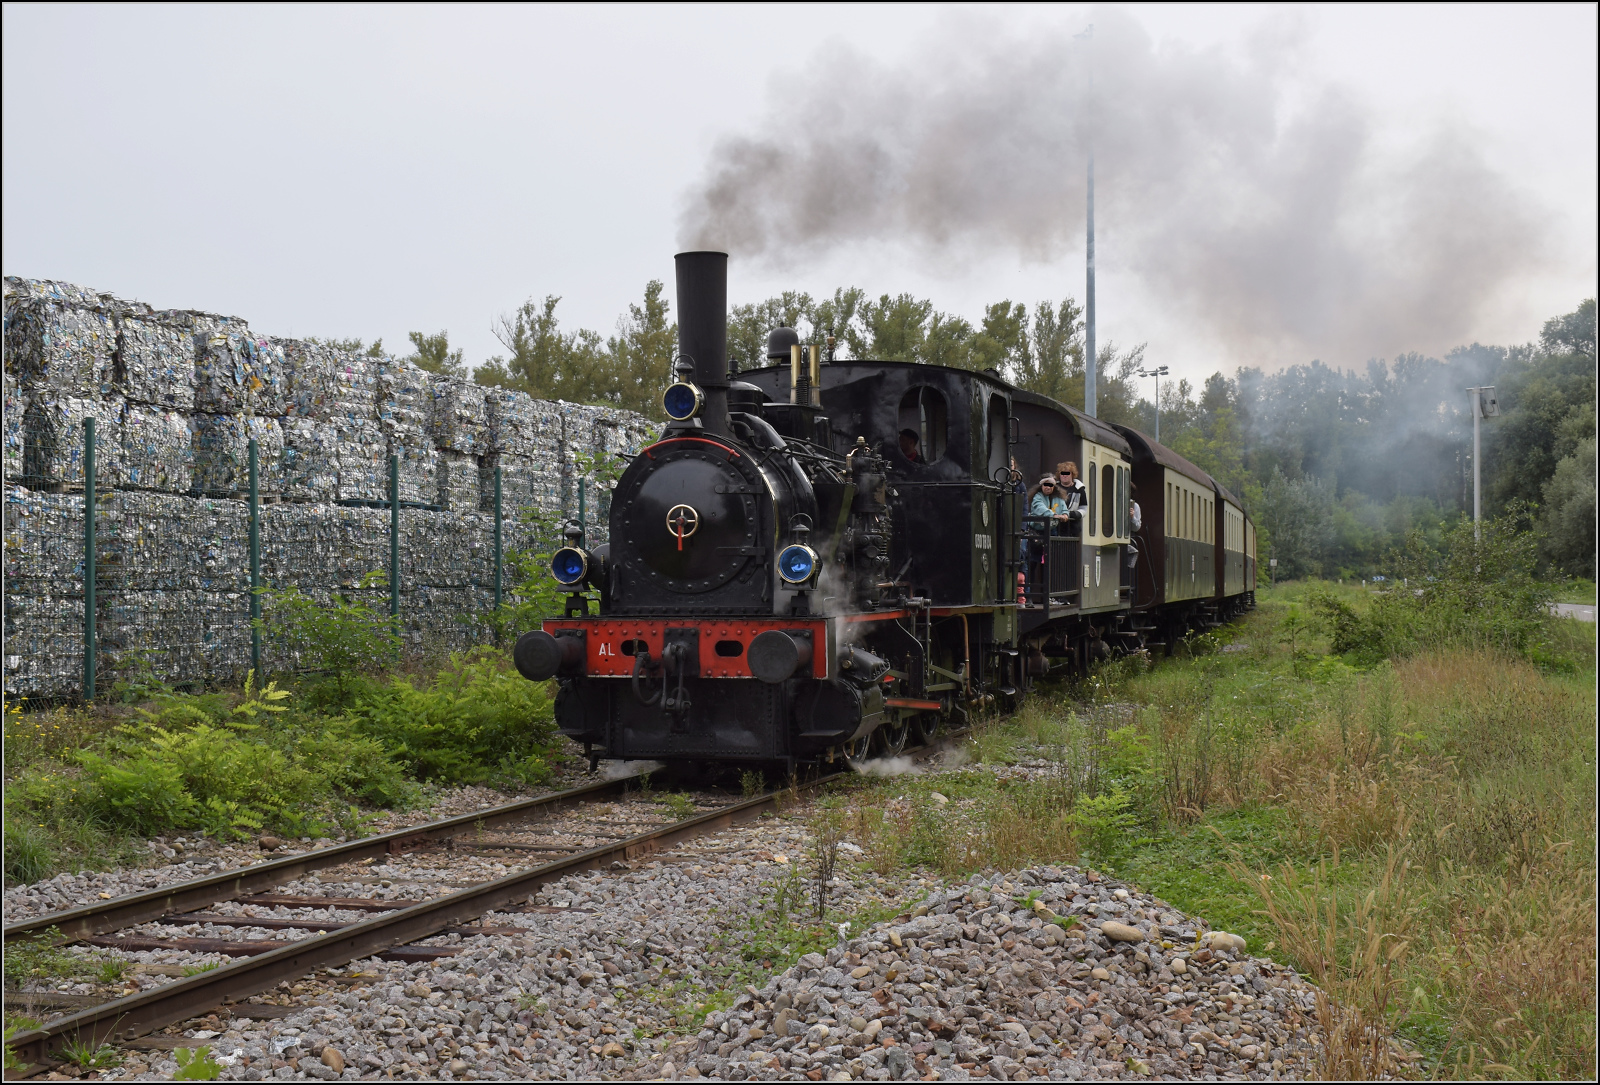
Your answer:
[678,8,1549,365]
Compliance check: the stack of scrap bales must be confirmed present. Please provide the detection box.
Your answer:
[191,414,284,495]
[430,376,487,512]
[97,492,247,686]
[397,508,491,653]
[377,358,436,504]
[2,271,662,695]
[2,487,87,696]
[5,278,126,491]
[482,387,565,514]
[276,338,387,503]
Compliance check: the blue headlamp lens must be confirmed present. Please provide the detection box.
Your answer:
[662,382,703,421]
[777,544,818,584]
[551,547,589,585]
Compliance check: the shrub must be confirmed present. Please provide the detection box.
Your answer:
[343,649,558,785]
[257,571,399,696]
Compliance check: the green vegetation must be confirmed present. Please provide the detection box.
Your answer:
[5,585,561,883]
[173,1045,223,1080]
[827,528,1594,1080]
[5,1016,44,1073]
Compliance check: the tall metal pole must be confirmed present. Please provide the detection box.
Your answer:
[1471,389,1481,538]
[83,418,96,703]
[493,465,503,613]
[1153,370,1159,442]
[249,438,261,677]
[578,477,586,541]
[1083,24,1097,419]
[389,453,400,649]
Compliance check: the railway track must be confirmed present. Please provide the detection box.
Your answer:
[4,766,858,1075]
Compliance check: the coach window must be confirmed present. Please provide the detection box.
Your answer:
[1101,463,1115,538]
[897,387,947,464]
[1087,461,1096,537]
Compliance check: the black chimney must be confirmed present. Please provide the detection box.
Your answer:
[674,250,729,436]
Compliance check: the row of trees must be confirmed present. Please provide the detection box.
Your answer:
[350,285,1594,580]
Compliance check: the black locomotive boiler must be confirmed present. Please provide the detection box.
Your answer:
[513,252,1256,770]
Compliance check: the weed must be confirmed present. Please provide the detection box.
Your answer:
[180,962,221,977]
[59,1038,121,1071]
[4,1017,43,1073]
[173,1045,223,1080]
[93,955,130,984]
[659,793,696,820]
[810,801,844,918]
[739,769,765,799]
[3,818,54,885]
[2,929,82,984]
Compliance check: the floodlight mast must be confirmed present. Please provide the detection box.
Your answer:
[1138,365,1169,442]
[1466,386,1498,538]
[1078,23,1096,418]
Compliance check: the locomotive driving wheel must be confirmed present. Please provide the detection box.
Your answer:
[842,734,872,769]
[874,717,909,757]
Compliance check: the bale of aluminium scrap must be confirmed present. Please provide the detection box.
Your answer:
[119,403,194,493]
[114,309,197,411]
[20,395,125,489]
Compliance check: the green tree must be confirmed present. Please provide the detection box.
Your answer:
[404,330,466,377]
[1539,432,1597,577]
[601,279,676,417]
[970,301,1030,375]
[478,295,606,402]
[811,287,867,358]
[728,291,815,372]
[855,293,934,361]
[1013,297,1084,403]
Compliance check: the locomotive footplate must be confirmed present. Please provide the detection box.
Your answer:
[541,617,830,680]
[540,617,893,763]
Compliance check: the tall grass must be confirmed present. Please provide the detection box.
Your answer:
[830,579,1595,1080]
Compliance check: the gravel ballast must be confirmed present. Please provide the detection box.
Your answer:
[33,817,1326,1082]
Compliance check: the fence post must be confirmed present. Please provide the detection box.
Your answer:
[249,438,261,678]
[578,476,586,540]
[389,453,400,652]
[83,418,96,703]
[493,465,503,614]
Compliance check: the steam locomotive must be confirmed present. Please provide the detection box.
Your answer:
[513,252,1256,771]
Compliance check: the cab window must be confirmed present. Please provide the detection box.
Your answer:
[897,387,947,464]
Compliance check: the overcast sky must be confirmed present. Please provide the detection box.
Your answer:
[4,4,1595,391]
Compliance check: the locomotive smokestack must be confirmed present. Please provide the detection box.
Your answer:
[674,250,730,436]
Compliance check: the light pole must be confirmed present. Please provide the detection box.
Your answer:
[1077,23,1096,418]
[1465,386,1498,537]
[1138,365,1168,441]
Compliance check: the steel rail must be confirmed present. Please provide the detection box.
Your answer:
[3,776,640,944]
[6,771,848,1069]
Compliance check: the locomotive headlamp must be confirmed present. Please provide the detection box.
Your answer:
[777,543,819,585]
[550,546,590,586]
[662,381,704,421]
